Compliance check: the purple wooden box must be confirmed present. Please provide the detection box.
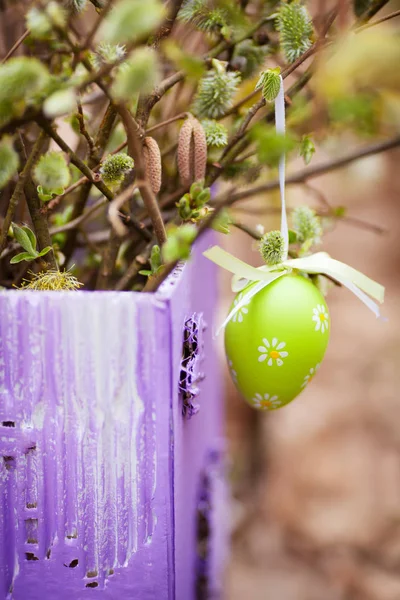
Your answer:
[0,234,227,600]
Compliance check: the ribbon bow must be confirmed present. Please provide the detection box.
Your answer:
[203,76,385,334]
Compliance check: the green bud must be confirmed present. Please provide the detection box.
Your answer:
[43,88,76,118]
[150,244,162,272]
[100,0,165,45]
[259,230,285,265]
[201,119,228,147]
[26,8,53,39]
[0,57,49,121]
[34,152,71,193]
[100,153,134,187]
[0,137,19,189]
[194,188,210,207]
[299,134,315,165]
[162,224,197,262]
[177,223,197,244]
[177,195,193,220]
[46,2,68,28]
[112,48,160,100]
[292,206,322,246]
[211,208,231,235]
[255,68,281,102]
[189,180,204,200]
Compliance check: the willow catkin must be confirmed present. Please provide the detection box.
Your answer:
[177,115,207,186]
[143,136,162,194]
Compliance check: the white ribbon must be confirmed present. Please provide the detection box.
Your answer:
[275,76,289,260]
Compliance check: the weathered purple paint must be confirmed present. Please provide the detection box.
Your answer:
[0,234,226,600]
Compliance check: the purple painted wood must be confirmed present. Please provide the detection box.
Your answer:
[0,234,227,600]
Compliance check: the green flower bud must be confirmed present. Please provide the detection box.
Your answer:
[100,153,134,187]
[189,180,204,200]
[0,137,19,189]
[162,224,197,262]
[149,244,162,273]
[100,0,164,45]
[201,119,228,147]
[194,188,210,208]
[112,47,160,100]
[292,206,322,246]
[0,58,50,121]
[177,195,193,220]
[193,60,241,119]
[259,230,285,265]
[34,152,71,192]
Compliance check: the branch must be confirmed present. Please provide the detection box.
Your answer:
[223,136,400,206]
[357,0,390,24]
[0,132,46,255]
[357,8,400,31]
[1,29,30,63]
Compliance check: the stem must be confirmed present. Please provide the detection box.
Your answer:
[24,181,57,270]
[115,242,153,291]
[224,136,400,205]
[1,29,30,63]
[357,8,400,31]
[95,229,122,290]
[0,132,46,255]
[357,0,390,24]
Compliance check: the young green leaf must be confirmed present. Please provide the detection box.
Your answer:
[12,223,37,256]
[0,137,19,189]
[255,68,281,102]
[299,134,315,165]
[10,252,36,264]
[21,226,38,253]
[37,246,53,258]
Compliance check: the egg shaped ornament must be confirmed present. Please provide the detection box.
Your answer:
[225,273,330,411]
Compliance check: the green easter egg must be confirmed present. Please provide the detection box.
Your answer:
[225,274,330,411]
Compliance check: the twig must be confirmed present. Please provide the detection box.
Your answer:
[76,97,96,155]
[115,243,153,291]
[232,221,262,240]
[0,132,46,255]
[223,136,400,206]
[1,29,30,63]
[80,0,113,55]
[357,0,390,24]
[357,8,400,31]
[49,198,107,235]
[145,112,188,135]
[95,229,123,290]
[118,106,167,245]
[108,183,137,237]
